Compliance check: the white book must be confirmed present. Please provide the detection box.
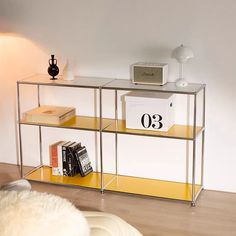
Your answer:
[57,141,70,175]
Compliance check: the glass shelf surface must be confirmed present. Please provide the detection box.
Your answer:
[18,74,114,88]
[18,74,205,94]
[103,79,205,94]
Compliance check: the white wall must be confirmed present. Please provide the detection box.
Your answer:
[0,0,236,192]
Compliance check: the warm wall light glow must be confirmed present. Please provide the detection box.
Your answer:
[0,33,52,107]
[0,33,49,164]
[0,33,49,78]
[0,33,49,104]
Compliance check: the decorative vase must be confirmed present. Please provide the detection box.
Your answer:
[62,60,74,81]
[48,55,59,80]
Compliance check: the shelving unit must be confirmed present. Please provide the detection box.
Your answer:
[17,74,205,206]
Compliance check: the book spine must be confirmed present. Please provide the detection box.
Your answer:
[59,109,76,123]
[25,114,58,124]
[80,148,93,177]
[62,144,69,176]
[57,143,64,176]
[74,150,84,176]
[67,150,75,177]
[67,143,81,176]
[50,144,59,175]
[74,147,93,177]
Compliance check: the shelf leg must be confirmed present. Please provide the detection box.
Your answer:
[17,82,24,178]
[100,130,104,193]
[115,90,118,176]
[94,89,99,172]
[191,141,197,206]
[185,95,190,183]
[191,93,197,206]
[39,126,43,166]
[37,85,43,166]
[201,87,206,187]
[99,87,104,192]
[201,130,205,187]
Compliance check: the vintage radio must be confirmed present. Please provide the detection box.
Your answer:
[131,62,168,86]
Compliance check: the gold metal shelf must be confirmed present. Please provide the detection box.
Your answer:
[25,166,113,189]
[20,115,203,140]
[20,115,113,131]
[103,120,203,140]
[104,174,201,201]
[25,166,201,201]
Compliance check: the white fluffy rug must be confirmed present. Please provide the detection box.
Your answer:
[0,190,90,236]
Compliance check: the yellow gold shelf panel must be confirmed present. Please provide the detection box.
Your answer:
[20,116,113,131]
[20,116,203,139]
[105,175,201,201]
[104,120,203,139]
[25,166,201,201]
[25,166,114,189]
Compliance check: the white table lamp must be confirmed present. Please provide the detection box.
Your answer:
[172,44,194,87]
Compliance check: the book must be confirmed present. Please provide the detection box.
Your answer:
[23,105,76,124]
[74,146,93,177]
[50,141,64,176]
[67,142,82,176]
[62,141,74,176]
[57,141,70,175]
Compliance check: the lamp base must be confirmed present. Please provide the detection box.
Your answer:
[175,78,188,87]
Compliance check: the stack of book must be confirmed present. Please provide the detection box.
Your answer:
[23,105,76,125]
[50,141,93,177]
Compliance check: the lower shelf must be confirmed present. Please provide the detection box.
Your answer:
[25,166,201,201]
[105,175,201,201]
[25,166,111,190]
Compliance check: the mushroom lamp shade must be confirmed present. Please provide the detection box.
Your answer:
[172,44,194,87]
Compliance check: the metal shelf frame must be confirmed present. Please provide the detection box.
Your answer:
[17,74,206,206]
[17,74,113,193]
[99,79,206,206]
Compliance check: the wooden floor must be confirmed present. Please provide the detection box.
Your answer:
[1,163,236,236]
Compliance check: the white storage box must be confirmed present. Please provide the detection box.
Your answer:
[124,91,175,132]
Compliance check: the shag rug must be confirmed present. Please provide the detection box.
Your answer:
[0,190,90,236]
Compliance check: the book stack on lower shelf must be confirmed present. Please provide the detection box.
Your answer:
[50,141,93,177]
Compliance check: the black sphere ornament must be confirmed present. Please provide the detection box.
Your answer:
[48,55,59,80]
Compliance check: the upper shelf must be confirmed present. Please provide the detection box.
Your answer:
[18,74,205,94]
[20,116,113,131]
[20,116,203,140]
[103,79,205,95]
[103,120,204,140]
[17,74,114,89]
